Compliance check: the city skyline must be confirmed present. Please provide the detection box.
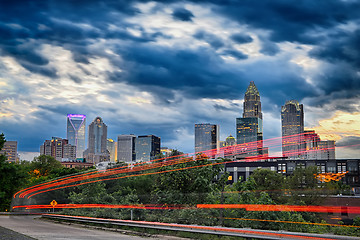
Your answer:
[0,1,359,160]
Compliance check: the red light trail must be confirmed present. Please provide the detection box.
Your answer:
[221,217,360,229]
[13,203,360,215]
[13,203,190,210]
[197,204,360,214]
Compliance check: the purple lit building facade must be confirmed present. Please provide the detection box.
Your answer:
[67,114,86,158]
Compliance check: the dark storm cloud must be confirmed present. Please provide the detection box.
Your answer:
[307,90,360,112]
[336,136,360,150]
[172,8,194,22]
[239,59,318,108]
[309,30,360,96]
[259,38,280,56]
[213,104,238,112]
[221,49,248,60]
[306,27,360,107]
[210,0,360,44]
[109,44,252,101]
[310,28,360,66]
[69,74,82,83]
[20,63,58,78]
[1,45,49,65]
[193,30,224,49]
[0,0,142,74]
[230,33,253,44]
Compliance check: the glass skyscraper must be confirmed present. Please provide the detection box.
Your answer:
[281,100,304,159]
[88,117,108,154]
[135,135,160,162]
[67,114,86,158]
[84,116,109,163]
[117,134,136,163]
[236,81,264,156]
[194,123,219,158]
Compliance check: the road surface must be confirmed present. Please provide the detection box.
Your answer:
[0,215,149,240]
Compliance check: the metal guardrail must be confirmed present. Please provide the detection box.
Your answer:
[41,214,360,240]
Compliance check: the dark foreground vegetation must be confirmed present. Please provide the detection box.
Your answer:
[0,133,91,211]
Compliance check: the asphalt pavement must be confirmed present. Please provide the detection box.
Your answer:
[0,215,148,240]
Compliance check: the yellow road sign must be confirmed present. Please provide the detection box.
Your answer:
[50,200,57,207]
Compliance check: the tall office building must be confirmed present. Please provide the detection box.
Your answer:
[0,141,18,163]
[195,123,219,158]
[281,100,304,159]
[117,134,136,163]
[84,117,109,163]
[135,135,160,162]
[67,114,86,158]
[236,81,264,156]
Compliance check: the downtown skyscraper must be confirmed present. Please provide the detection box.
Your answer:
[83,116,109,163]
[236,81,265,156]
[67,114,86,158]
[117,134,136,163]
[135,135,161,162]
[195,123,219,158]
[281,100,304,159]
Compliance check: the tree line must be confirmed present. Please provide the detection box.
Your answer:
[0,133,90,211]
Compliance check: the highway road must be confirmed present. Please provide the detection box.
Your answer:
[0,215,149,240]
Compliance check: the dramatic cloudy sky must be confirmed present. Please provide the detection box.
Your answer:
[0,0,360,160]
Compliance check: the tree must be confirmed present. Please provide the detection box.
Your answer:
[0,133,29,211]
[29,155,63,177]
[247,168,286,203]
[152,154,225,205]
[287,166,324,205]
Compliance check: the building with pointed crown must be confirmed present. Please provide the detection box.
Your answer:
[236,81,266,156]
[243,81,262,119]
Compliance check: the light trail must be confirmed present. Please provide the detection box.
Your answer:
[197,204,360,214]
[14,168,99,198]
[221,217,360,228]
[13,203,191,210]
[14,203,360,215]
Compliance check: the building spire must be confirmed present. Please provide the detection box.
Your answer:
[243,81,262,119]
[245,81,260,96]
